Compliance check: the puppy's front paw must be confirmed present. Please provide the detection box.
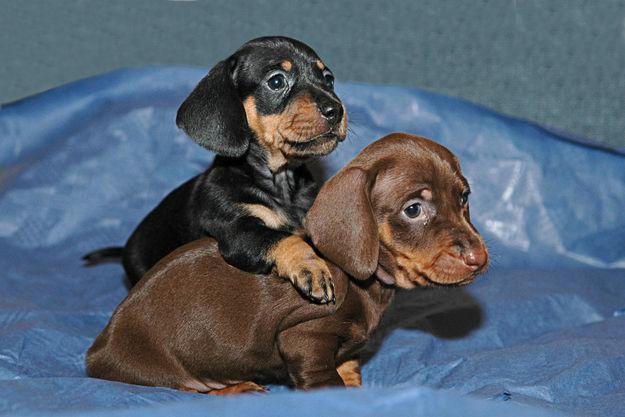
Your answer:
[272,236,335,303]
[289,256,335,303]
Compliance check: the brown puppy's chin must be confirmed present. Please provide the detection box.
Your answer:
[376,245,485,289]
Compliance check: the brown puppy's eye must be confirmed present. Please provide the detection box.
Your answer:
[460,190,470,206]
[267,73,287,90]
[322,70,334,88]
[404,202,422,218]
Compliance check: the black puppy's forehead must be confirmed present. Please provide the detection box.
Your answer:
[229,37,338,116]
[236,36,320,65]
[233,38,327,85]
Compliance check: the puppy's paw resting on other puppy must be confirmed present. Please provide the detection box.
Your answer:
[271,235,335,304]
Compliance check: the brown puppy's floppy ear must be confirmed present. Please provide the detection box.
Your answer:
[176,58,249,157]
[305,167,379,280]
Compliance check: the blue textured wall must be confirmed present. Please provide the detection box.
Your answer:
[1,0,624,148]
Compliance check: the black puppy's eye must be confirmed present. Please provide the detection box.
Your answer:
[323,70,334,88]
[460,190,470,206]
[267,73,287,90]
[404,202,422,218]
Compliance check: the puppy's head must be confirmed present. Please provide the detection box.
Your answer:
[305,133,488,288]
[176,36,347,170]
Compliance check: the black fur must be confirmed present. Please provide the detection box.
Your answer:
[176,59,249,157]
[84,37,346,291]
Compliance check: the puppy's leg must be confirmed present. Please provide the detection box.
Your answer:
[209,208,334,302]
[208,381,267,395]
[278,326,343,390]
[336,359,361,387]
[270,235,335,303]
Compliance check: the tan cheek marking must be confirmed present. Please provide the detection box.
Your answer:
[243,96,288,171]
[241,204,289,229]
[243,96,263,139]
[378,222,432,288]
[243,93,335,171]
[379,222,394,246]
[281,60,293,71]
[336,359,361,387]
[316,59,325,70]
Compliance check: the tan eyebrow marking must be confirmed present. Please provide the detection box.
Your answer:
[315,59,325,70]
[421,189,433,200]
[281,60,293,71]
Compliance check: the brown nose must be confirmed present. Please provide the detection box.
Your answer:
[462,246,488,271]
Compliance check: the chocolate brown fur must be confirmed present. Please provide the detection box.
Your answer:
[87,133,488,392]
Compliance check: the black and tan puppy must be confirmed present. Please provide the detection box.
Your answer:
[86,133,488,394]
[84,37,347,303]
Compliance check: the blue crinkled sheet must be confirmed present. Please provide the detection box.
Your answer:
[0,67,624,417]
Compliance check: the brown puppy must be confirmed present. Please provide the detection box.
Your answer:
[86,133,488,393]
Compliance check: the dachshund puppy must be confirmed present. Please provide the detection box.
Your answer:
[84,37,347,303]
[86,133,488,393]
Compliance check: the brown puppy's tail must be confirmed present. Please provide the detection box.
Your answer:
[82,247,124,265]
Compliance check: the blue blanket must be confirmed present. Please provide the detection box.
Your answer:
[1,67,624,417]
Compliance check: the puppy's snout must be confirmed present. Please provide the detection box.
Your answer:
[461,246,488,271]
[317,97,342,126]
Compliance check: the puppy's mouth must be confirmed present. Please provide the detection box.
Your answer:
[376,247,486,289]
[284,130,344,157]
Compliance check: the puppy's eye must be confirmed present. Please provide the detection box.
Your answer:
[322,70,334,88]
[403,202,422,218]
[267,74,287,90]
[460,190,470,206]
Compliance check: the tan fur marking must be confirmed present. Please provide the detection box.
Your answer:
[316,59,325,70]
[270,235,333,301]
[281,60,293,71]
[270,235,319,275]
[243,96,288,171]
[421,189,433,200]
[379,222,434,287]
[243,95,339,172]
[208,381,267,395]
[242,204,288,229]
[379,221,478,287]
[337,359,361,387]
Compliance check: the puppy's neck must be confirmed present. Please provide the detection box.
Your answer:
[350,276,396,336]
[246,141,303,174]
[244,142,303,200]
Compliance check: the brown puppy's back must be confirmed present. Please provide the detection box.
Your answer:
[87,133,488,392]
[87,238,346,390]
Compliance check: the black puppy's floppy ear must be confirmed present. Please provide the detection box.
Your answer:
[305,167,379,280]
[176,58,249,157]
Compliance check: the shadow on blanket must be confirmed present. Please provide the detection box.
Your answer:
[363,288,483,363]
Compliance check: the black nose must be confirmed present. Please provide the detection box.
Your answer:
[317,98,343,126]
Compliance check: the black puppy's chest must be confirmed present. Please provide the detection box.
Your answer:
[192,156,318,237]
[261,168,316,228]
